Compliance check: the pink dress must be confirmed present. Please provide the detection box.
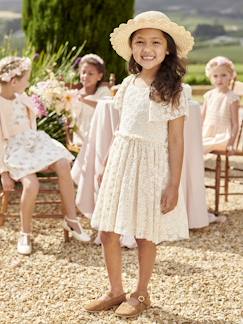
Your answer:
[71,98,119,216]
[202,89,240,154]
[181,98,209,228]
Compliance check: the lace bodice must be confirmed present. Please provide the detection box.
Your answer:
[119,83,168,143]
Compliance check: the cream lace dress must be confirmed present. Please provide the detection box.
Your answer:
[203,89,240,154]
[91,76,189,244]
[2,95,73,180]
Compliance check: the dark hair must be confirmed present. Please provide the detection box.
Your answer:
[79,54,106,89]
[128,31,186,108]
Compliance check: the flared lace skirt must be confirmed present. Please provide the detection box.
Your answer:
[91,133,189,244]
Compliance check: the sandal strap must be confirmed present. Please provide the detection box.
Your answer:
[64,217,84,234]
[129,293,150,306]
[64,216,79,224]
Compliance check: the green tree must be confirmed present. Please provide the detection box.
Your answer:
[22,0,134,81]
[193,24,226,40]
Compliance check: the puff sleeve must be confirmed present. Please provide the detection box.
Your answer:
[148,86,189,122]
[113,75,134,112]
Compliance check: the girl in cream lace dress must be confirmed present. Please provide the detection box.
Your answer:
[202,56,240,154]
[85,11,194,318]
[0,56,90,255]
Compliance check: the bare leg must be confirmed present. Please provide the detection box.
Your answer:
[51,159,76,218]
[20,174,39,233]
[100,231,124,296]
[135,239,156,295]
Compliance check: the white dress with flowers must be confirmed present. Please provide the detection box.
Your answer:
[1,95,73,181]
[91,76,189,244]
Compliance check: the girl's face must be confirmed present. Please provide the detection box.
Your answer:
[11,70,31,94]
[79,62,103,89]
[210,65,233,91]
[131,28,168,73]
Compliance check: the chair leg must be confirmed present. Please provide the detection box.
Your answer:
[64,229,70,242]
[0,191,10,226]
[224,155,229,202]
[215,154,221,216]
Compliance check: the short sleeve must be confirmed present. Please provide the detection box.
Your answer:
[148,87,189,122]
[113,75,134,112]
[228,92,240,106]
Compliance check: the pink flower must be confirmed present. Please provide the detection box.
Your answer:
[31,94,48,118]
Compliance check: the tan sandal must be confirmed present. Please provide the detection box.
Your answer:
[84,291,126,312]
[115,292,151,318]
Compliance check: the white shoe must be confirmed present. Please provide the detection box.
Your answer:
[63,217,91,242]
[17,232,32,255]
[208,213,227,224]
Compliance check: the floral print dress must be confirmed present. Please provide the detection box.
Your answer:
[1,95,73,180]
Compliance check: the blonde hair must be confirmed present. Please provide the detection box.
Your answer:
[0,56,31,83]
[205,56,237,80]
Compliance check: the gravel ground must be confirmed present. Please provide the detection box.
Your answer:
[0,175,242,324]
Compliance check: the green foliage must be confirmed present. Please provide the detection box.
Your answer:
[37,111,66,144]
[22,0,135,82]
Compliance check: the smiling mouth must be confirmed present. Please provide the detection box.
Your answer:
[141,56,155,60]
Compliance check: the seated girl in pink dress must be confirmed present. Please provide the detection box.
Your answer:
[202,56,240,154]
[0,56,91,255]
[71,54,111,146]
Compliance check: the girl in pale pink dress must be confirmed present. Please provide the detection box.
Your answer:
[202,56,240,154]
[70,54,111,146]
[0,56,90,255]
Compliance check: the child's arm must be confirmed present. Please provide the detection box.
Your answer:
[227,100,240,150]
[79,95,97,108]
[0,133,14,191]
[161,116,185,214]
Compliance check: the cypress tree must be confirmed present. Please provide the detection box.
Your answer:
[22,0,135,81]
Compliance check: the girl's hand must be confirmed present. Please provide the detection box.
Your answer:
[160,184,179,214]
[1,172,15,192]
[78,94,85,102]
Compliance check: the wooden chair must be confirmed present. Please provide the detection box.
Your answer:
[205,119,243,215]
[0,174,70,241]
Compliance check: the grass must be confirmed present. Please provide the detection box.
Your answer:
[185,64,243,85]
[188,45,243,65]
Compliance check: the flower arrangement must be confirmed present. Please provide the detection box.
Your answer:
[29,74,79,118]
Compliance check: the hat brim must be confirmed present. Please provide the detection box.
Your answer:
[110,18,194,61]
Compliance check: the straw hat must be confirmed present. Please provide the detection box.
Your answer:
[110,11,194,60]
